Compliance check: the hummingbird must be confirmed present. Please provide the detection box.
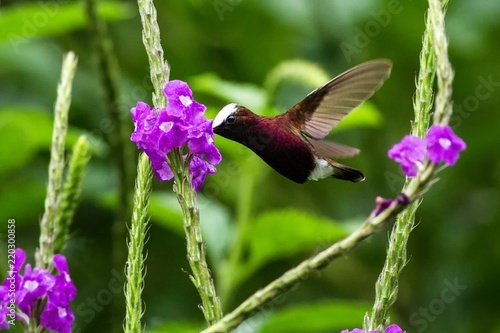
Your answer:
[212,59,392,184]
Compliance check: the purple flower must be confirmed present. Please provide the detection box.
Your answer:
[0,248,26,329]
[39,255,76,333]
[340,324,405,333]
[188,120,222,165]
[49,255,77,304]
[373,196,394,217]
[385,324,406,333]
[0,286,11,329]
[145,148,173,181]
[131,80,221,191]
[1,248,25,293]
[373,194,409,217]
[163,80,206,121]
[0,249,76,333]
[131,102,159,150]
[388,135,427,177]
[16,264,55,315]
[426,124,466,166]
[190,155,217,192]
[40,300,74,333]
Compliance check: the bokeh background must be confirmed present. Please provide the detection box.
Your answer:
[1,1,499,332]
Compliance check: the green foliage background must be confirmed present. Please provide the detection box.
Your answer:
[1,1,499,332]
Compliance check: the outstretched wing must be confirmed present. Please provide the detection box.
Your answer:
[287,59,392,140]
[307,139,360,159]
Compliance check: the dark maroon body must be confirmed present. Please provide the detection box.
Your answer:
[213,110,315,183]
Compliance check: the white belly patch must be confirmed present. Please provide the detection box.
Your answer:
[308,158,333,181]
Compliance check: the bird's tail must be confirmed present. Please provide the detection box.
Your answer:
[331,162,365,182]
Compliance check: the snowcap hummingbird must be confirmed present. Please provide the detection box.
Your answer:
[212,60,392,184]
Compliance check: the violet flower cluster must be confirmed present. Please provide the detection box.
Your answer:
[0,248,76,333]
[131,80,221,191]
[388,124,466,177]
[341,324,405,333]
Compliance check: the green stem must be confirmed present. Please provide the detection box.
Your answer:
[136,0,222,324]
[201,160,437,333]
[172,157,223,325]
[137,0,170,108]
[412,8,437,138]
[54,135,91,254]
[365,200,419,331]
[124,153,153,333]
[204,0,456,330]
[429,0,453,125]
[37,52,78,269]
[366,0,450,330]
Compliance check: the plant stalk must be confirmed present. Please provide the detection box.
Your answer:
[54,135,91,254]
[136,0,222,325]
[124,153,153,333]
[37,52,78,269]
[201,160,437,333]
[366,0,451,330]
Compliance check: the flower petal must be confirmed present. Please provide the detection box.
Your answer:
[426,125,466,166]
[40,300,74,333]
[388,135,426,177]
[131,81,221,188]
[385,324,405,333]
[189,156,217,191]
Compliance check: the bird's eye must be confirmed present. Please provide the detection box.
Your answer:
[226,114,236,124]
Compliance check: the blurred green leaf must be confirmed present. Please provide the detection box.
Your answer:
[0,178,46,224]
[264,59,329,102]
[0,109,62,174]
[0,112,40,176]
[0,108,81,176]
[149,192,233,265]
[0,1,133,46]
[198,193,234,265]
[244,208,348,277]
[332,101,383,132]
[191,73,267,111]
[149,192,184,236]
[260,300,371,333]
